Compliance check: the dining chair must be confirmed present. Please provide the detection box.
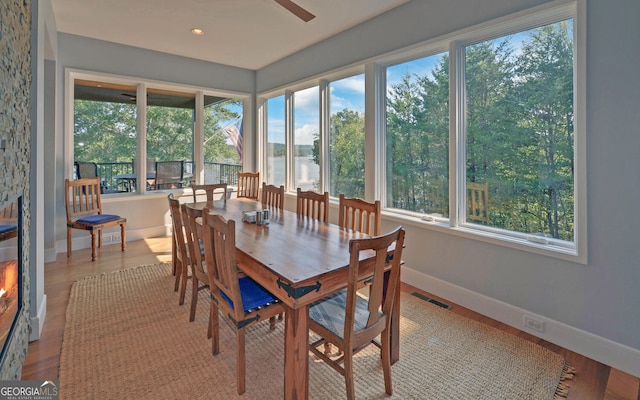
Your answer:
[261,183,285,210]
[201,211,285,395]
[154,161,185,190]
[338,194,381,236]
[467,181,489,224]
[296,188,329,222]
[181,203,210,329]
[167,194,189,300]
[191,183,228,206]
[237,171,260,200]
[308,226,406,400]
[329,194,382,356]
[65,178,126,261]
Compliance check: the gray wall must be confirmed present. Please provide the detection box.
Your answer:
[258,0,640,375]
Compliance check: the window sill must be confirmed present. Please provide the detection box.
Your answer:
[381,210,586,264]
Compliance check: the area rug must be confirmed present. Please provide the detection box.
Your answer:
[59,263,574,399]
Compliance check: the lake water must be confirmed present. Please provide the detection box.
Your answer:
[267,156,319,191]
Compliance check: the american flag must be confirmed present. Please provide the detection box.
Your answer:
[223,118,243,163]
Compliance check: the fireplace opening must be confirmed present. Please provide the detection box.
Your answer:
[0,196,21,363]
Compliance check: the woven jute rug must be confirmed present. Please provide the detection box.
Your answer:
[59,263,574,399]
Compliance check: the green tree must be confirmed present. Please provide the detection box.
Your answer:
[328,109,365,197]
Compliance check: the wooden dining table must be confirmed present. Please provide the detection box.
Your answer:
[186,198,401,400]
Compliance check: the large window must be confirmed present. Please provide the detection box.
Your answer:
[266,95,285,187]
[71,75,246,193]
[258,4,581,258]
[328,74,365,198]
[203,97,243,184]
[461,20,575,241]
[293,86,320,191]
[386,53,449,217]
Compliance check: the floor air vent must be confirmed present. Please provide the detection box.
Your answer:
[411,292,452,309]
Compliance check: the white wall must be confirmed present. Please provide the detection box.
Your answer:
[258,0,640,376]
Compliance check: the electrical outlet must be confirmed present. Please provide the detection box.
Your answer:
[523,315,545,333]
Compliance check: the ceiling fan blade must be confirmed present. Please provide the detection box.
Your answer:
[274,0,315,22]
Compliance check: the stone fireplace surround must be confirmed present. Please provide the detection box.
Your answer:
[0,0,33,378]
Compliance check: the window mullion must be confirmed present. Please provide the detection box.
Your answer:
[450,41,466,227]
[136,83,147,194]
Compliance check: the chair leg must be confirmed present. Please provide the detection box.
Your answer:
[381,330,393,395]
[189,275,198,322]
[211,301,219,356]
[67,228,72,258]
[120,223,126,252]
[207,302,212,339]
[174,259,181,293]
[178,260,188,305]
[344,348,356,400]
[236,328,246,395]
[90,231,97,262]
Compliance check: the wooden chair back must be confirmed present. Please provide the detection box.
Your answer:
[467,182,489,224]
[65,178,126,261]
[296,188,329,222]
[201,211,285,394]
[191,183,228,205]
[155,161,184,189]
[261,183,285,210]
[202,213,242,318]
[308,226,405,399]
[338,194,381,236]
[237,171,260,199]
[168,194,188,297]
[65,178,104,221]
[0,199,18,223]
[181,203,211,324]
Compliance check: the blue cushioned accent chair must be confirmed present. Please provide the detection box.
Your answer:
[308,226,405,400]
[65,178,126,261]
[201,211,285,395]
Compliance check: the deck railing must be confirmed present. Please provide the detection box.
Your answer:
[89,161,242,192]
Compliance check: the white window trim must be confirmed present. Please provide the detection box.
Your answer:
[64,68,251,193]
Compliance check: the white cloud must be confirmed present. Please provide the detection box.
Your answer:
[294,123,318,146]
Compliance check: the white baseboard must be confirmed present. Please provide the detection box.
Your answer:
[402,267,640,378]
[29,294,46,342]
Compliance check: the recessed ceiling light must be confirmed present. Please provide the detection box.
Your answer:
[191,28,205,35]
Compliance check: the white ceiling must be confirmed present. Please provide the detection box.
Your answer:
[51,0,410,70]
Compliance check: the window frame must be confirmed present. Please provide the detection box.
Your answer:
[65,69,251,194]
[381,0,586,263]
[257,0,585,263]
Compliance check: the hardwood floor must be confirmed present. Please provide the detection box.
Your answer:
[21,237,640,399]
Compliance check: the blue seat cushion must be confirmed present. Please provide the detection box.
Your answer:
[221,276,278,313]
[0,224,17,234]
[76,214,122,224]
